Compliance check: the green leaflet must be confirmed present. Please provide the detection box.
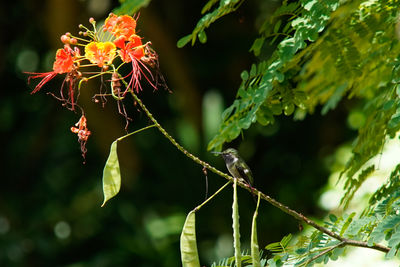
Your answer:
[369,164,400,205]
[113,0,151,15]
[251,192,261,267]
[198,30,207,44]
[341,165,375,208]
[180,211,200,267]
[265,234,292,254]
[201,0,219,14]
[232,178,241,267]
[101,141,121,207]
[177,35,192,48]
[368,215,400,246]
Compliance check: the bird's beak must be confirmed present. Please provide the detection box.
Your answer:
[211,151,223,155]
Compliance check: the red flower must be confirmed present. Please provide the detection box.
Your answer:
[53,46,74,73]
[104,14,137,41]
[27,45,78,94]
[117,35,145,63]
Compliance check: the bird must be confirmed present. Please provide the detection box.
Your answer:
[212,148,254,186]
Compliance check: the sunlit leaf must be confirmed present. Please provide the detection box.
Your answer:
[101,141,121,207]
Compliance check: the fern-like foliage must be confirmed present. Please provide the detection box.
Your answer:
[206,0,340,150]
[190,0,400,206]
[210,251,267,267]
[369,164,400,206]
[177,0,245,47]
[265,214,352,266]
[266,184,400,265]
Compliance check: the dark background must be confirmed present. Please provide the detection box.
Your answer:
[0,0,352,266]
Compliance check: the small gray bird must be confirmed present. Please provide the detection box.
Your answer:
[213,148,254,186]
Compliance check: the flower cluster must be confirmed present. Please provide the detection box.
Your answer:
[26,14,165,158]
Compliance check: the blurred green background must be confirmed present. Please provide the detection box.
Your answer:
[1,0,354,266]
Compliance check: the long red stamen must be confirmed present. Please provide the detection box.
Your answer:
[26,72,58,94]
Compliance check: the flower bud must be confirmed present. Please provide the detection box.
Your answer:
[61,35,70,44]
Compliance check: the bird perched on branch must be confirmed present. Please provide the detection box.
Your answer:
[212,148,254,186]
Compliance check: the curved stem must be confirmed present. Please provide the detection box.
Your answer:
[129,91,231,180]
[128,90,390,254]
[116,124,156,142]
[194,181,231,212]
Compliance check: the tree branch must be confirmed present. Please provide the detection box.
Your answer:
[129,91,390,254]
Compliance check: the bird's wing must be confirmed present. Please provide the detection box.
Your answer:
[236,163,254,186]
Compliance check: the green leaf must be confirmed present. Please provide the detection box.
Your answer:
[321,84,347,115]
[180,211,200,267]
[283,102,294,116]
[101,141,121,207]
[177,34,193,48]
[274,20,282,33]
[369,215,400,245]
[329,214,338,223]
[198,30,207,43]
[265,234,292,253]
[251,193,262,267]
[340,212,355,236]
[386,247,397,259]
[240,70,249,82]
[113,0,151,15]
[250,38,265,56]
[388,230,400,248]
[201,0,219,14]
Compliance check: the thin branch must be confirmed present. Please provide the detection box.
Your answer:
[129,90,390,254]
[303,241,346,266]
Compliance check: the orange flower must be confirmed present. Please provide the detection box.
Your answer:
[104,13,137,41]
[53,47,74,73]
[117,35,145,62]
[84,42,116,67]
[27,45,79,94]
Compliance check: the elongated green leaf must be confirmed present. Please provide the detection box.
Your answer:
[177,34,193,48]
[201,0,219,14]
[251,192,261,267]
[101,141,121,207]
[232,178,242,267]
[180,211,200,267]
